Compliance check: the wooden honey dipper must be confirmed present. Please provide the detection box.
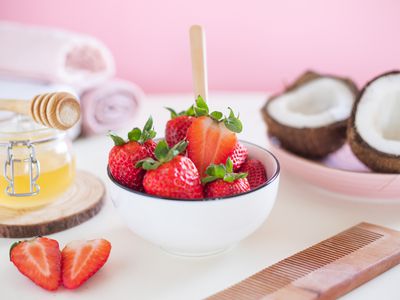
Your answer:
[0,92,80,130]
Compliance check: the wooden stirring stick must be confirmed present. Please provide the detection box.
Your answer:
[0,92,80,130]
[190,25,208,101]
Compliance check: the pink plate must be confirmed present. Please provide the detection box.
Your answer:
[268,137,400,200]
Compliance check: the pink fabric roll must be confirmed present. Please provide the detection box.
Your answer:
[0,21,115,89]
[80,79,144,135]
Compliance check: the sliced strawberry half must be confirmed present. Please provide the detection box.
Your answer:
[187,116,238,176]
[62,239,111,289]
[10,237,61,291]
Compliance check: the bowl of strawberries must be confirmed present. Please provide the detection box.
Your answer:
[107,97,280,256]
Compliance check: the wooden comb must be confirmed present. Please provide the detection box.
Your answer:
[0,92,80,130]
[207,223,400,300]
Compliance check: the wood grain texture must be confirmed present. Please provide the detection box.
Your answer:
[0,170,104,238]
[0,92,80,130]
[190,25,208,101]
[207,223,400,300]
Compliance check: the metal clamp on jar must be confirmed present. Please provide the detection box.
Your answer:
[0,116,76,209]
[4,140,40,197]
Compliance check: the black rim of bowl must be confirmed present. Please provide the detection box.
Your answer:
[107,140,280,202]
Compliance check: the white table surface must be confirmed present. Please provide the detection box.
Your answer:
[1,92,399,300]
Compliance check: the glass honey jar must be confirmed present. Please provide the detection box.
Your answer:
[0,115,75,209]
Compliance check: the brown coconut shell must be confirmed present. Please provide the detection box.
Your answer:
[348,71,400,173]
[261,71,358,159]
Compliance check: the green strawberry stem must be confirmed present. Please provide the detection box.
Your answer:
[165,105,195,119]
[109,116,157,146]
[9,241,22,259]
[108,132,126,146]
[136,140,188,170]
[201,158,248,184]
[128,116,157,144]
[193,95,243,133]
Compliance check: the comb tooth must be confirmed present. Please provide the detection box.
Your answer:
[351,227,383,237]
[344,234,381,244]
[213,291,232,300]
[252,276,289,292]
[310,243,350,257]
[324,236,375,251]
[211,277,276,300]
[323,239,363,253]
[269,264,308,280]
[267,265,303,280]
[298,246,336,260]
[341,231,382,244]
[307,245,344,260]
[242,279,271,297]
[252,273,279,290]
[252,274,287,290]
[258,265,297,281]
[335,229,376,241]
[207,225,387,300]
[294,251,332,266]
[285,255,323,270]
[278,258,315,274]
[222,282,260,300]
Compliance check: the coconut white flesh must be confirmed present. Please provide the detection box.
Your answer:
[267,77,354,128]
[356,73,400,155]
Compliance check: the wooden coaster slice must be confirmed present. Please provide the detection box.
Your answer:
[0,170,105,238]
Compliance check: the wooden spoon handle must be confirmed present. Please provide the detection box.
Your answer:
[190,25,208,101]
[0,92,80,130]
[0,99,31,115]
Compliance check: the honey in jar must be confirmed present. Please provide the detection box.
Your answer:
[0,115,75,209]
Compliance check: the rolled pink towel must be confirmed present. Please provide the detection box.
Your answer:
[0,21,115,89]
[81,79,143,135]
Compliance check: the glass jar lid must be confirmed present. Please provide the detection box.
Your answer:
[0,115,64,143]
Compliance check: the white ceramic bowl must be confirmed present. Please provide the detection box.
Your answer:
[108,141,280,256]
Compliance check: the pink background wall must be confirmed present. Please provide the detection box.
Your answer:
[1,0,399,93]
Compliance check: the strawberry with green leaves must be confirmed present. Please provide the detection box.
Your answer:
[186,96,247,176]
[202,158,250,198]
[165,105,196,147]
[136,140,204,199]
[108,116,157,191]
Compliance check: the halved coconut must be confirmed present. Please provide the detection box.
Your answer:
[348,71,400,173]
[262,71,358,158]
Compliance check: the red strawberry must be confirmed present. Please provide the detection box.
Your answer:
[205,179,250,198]
[108,116,157,191]
[187,97,243,177]
[229,142,248,171]
[165,106,195,147]
[62,239,111,289]
[137,140,204,199]
[10,237,61,291]
[144,139,157,158]
[202,158,250,198]
[240,159,268,189]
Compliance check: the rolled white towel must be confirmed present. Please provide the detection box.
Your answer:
[80,79,143,135]
[0,21,115,90]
